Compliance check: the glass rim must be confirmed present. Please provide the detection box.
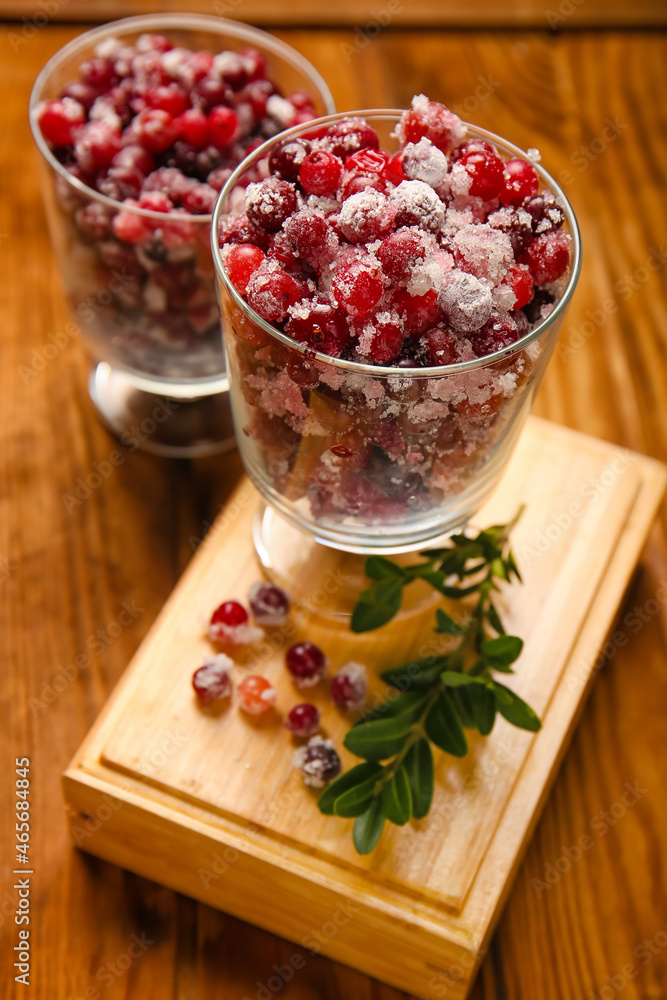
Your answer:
[211,109,582,378]
[28,12,336,224]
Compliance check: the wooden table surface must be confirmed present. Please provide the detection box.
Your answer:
[1,21,666,1000]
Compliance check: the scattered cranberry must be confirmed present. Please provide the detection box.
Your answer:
[285,703,321,738]
[500,158,539,207]
[330,661,368,710]
[299,150,343,196]
[519,230,571,285]
[292,735,341,787]
[237,674,278,715]
[247,581,290,625]
[208,600,263,645]
[192,654,233,703]
[286,642,327,688]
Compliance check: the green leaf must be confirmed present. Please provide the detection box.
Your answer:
[317,762,384,815]
[344,716,414,761]
[365,556,407,581]
[481,635,523,667]
[506,549,522,582]
[490,557,508,580]
[419,572,481,599]
[380,656,448,691]
[379,691,431,722]
[492,682,541,732]
[486,603,506,635]
[440,671,486,688]
[381,765,413,825]
[435,608,466,636]
[450,687,476,729]
[425,691,468,757]
[334,776,383,818]
[353,799,386,854]
[351,578,403,633]
[403,738,434,819]
[468,684,497,736]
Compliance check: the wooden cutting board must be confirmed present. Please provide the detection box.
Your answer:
[62,415,666,1000]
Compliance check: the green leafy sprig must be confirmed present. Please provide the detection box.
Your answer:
[318,508,541,854]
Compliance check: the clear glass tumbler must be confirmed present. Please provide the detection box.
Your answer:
[212,111,581,607]
[29,14,335,456]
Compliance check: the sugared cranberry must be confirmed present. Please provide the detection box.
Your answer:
[248,581,290,625]
[174,108,209,149]
[208,600,263,645]
[361,319,404,363]
[146,84,188,117]
[269,138,311,181]
[487,206,534,256]
[469,314,520,357]
[519,230,571,285]
[135,108,178,153]
[378,228,429,283]
[439,271,493,333]
[292,736,341,787]
[524,192,565,234]
[460,149,505,200]
[181,183,217,214]
[285,703,321,738]
[450,138,496,162]
[331,258,384,318]
[330,661,368,710]
[503,264,534,310]
[112,208,152,244]
[237,675,277,715]
[247,268,304,323]
[219,214,271,249]
[386,150,405,185]
[138,190,173,212]
[212,600,247,626]
[500,158,539,207]
[399,97,465,154]
[285,299,350,357]
[80,57,116,89]
[37,98,85,146]
[208,106,239,150]
[286,641,327,688]
[225,244,266,294]
[246,177,297,233]
[421,325,459,365]
[298,150,343,196]
[324,118,379,158]
[112,144,155,175]
[339,190,392,243]
[392,288,440,335]
[192,654,233,703]
[344,148,388,176]
[284,210,330,262]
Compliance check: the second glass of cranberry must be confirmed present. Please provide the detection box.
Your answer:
[29,14,334,456]
[211,102,581,606]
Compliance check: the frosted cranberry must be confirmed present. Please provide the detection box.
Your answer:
[136,109,178,153]
[299,150,343,196]
[421,325,459,365]
[269,138,311,180]
[73,120,121,171]
[219,214,270,250]
[460,150,505,199]
[469,314,519,358]
[503,264,534,310]
[363,319,404,363]
[146,84,188,117]
[112,144,155,175]
[285,703,321,738]
[137,33,173,53]
[190,50,214,80]
[215,52,248,90]
[207,166,234,192]
[401,99,464,154]
[246,178,297,233]
[212,600,248,627]
[331,259,383,318]
[112,208,152,244]
[519,230,571,285]
[237,79,274,119]
[293,736,341,787]
[138,191,173,212]
[192,654,233,703]
[181,183,217,214]
[487,206,533,255]
[324,118,379,158]
[339,190,392,244]
[378,228,428,283]
[98,165,144,200]
[237,675,277,715]
[248,581,290,625]
[286,299,350,357]
[392,288,440,335]
[439,272,493,333]
[340,171,387,200]
[226,244,266,294]
[208,106,239,149]
[173,108,209,148]
[62,81,102,112]
[524,192,565,234]
[286,642,326,688]
[345,148,388,176]
[143,166,196,204]
[247,269,304,323]
[239,47,267,81]
[284,210,330,263]
[500,158,539,207]
[330,661,367,710]
[194,75,231,110]
[386,151,405,185]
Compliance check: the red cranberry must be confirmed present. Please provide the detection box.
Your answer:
[524,192,565,234]
[285,703,321,738]
[460,150,505,200]
[519,230,571,285]
[80,57,116,89]
[324,118,380,158]
[269,138,311,181]
[75,203,112,239]
[247,581,290,625]
[112,208,153,244]
[174,108,209,149]
[211,600,248,627]
[218,214,270,250]
[194,75,231,111]
[62,81,102,112]
[377,228,429,283]
[392,287,440,335]
[500,158,539,207]
[362,319,404,363]
[138,191,173,212]
[330,661,367,710]
[135,108,178,153]
[189,50,214,81]
[286,642,326,688]
[247,268,304,323]
[344,148,388,176]
[299,150,343,196]
[421,325,459,365]
[386,150,405,185]
[181,183,217,214]
[38,98,85,146]
[331,258,384,318]
[339,190,392,243]
[237,675,277,715]
[487,206,533,255]
[146,84,188,117]
[112,144,154,175]
[225,244,266,294]
[285,299,350,357]
[284,209,330,261]
[239,47,268,82]
[208,106,239,150]
[293,736,341,787]
[340,171,387,200]
[450,138,496,162]
[75,120,122,171]
[246,178,297,233]
[469,314,520,358]
[192,655,233,703]
[503,264,534,310]
[400,98,464,154]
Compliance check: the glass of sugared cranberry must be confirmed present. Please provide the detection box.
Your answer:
[29,14,334,456]
[211,100,581,584]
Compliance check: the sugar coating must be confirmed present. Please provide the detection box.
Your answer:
[452,224,514,284]
[390,180,445,233]
[339,189,388,243]
[193,654,234,700]
[439,271,493,331]
[402,138,448,186]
